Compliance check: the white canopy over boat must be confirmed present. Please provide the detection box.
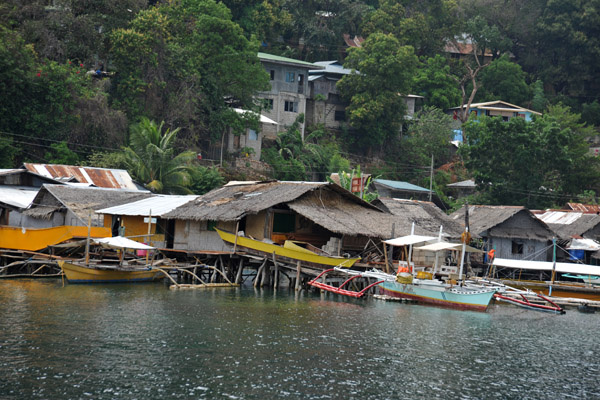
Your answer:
[93,237,155,250]
[384,235,436,247]
[492,258,600,276]
[416,242,484,253]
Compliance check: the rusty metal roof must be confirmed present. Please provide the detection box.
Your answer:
[23,163,140,190]
[565,203,600,213]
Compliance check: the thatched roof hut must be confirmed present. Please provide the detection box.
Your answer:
[163,180,396,238]
[450,205,554,261]
[23,184,153,226]
[373,198,464,240]
[450,205,554,240]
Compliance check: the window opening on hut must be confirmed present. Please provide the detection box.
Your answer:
[511,240,524,254]
[273,211,295,233]
[207,220,217,231]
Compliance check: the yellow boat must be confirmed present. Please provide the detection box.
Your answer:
[59,260,163,283]
[216,229,360,268]
[58,236,165,283]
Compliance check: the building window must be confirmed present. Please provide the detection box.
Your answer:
[334,110,346,121]
[262,98,273,110]
[285,71,295,83]
[511,241,523,254]
[270,70,275,80]
[248,129,258,141]
[502,116,509,121]
[284,100,298,112]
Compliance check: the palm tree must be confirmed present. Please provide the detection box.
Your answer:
[123,118,196,194]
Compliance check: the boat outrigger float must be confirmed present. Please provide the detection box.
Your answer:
[308,268,384,298]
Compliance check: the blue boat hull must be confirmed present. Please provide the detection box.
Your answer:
[379,280,495,311]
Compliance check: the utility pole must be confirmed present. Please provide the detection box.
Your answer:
[429,154,434,202]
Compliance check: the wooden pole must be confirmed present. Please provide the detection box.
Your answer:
[254,258,267,288]
[383,243,389,274]
[233,220,240,253]
[85,211,92,266]
[272,252,279,289]
[235,258,244,284]
[295,260,302,291]
[146,209,152,265]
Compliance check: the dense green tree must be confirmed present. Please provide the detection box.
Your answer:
[189,165,225,195]
[110,0,269,148]
[123,118,197,194]
[460,105,600,208]
[338,33,418,152]
[475,55,530,106]
[279,0,371,61]
[402,107,456,167]
[531,80,548,112]
[262,116,350,181]
[413,55,461,110]
[361,0,460,56]
[0,0,147,65]
[0,26,123,165]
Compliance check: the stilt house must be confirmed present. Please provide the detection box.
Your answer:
[451,205,555,261]
[161,181,400,254]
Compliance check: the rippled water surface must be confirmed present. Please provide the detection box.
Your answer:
[1,280,599,399]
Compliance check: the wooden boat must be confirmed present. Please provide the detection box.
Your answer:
[377,227,496,311]
[59,260,163,283]
[215,229,360,268]
[378,277,496,311]
[59,236,164,283]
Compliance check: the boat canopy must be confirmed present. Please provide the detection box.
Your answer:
[93,237,155,250]
[384,235,436,247]
[416,242,484,253]
[493,258,600,276]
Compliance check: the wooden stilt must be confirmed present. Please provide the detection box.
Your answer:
[272,252,279,289]
[295,260,302,291]
[254,258,267,288]
[235,258,244,284]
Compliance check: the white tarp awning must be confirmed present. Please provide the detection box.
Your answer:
[492,258,600,276]
[567,238,600,251]
[233,108,278,125]
[384,235,436,247]
[93,236,155,250]
[416,242,484,253]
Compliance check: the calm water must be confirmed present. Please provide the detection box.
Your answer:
[1,280,599,399]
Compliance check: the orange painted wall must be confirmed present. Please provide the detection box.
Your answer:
[0,225,111,251]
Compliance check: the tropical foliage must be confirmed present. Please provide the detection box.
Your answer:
[123,118,196,194]
[2,0,600,207]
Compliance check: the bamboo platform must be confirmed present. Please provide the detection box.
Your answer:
[169,283,240,290]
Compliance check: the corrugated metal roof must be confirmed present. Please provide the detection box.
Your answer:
[447,179,476,188]
[0,185,38,209]
[536,211,583,225]
[566,203,600,213]
[23,163,140,190]
[97,195,198,216]
[374,179,431,192]
[258,52,321,68]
